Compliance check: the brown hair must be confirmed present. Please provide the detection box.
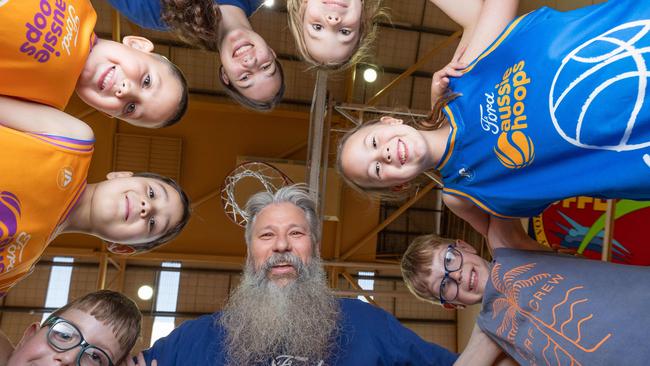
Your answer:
[157,54,189,127]
[218,61,286,111]
[286,0,387,71]
[128,172,192,252]
[401,234,454,305]
[50,290,141,364]
[160,0,221,51]
[335,92,458,201]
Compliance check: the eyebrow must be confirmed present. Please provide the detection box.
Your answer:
[157,182,171,235]
[157,181,170,202]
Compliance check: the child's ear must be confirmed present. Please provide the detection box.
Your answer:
[442,303,465,310]
[106,171,134,180]
[379,116,403,125]
[455,239,477,254]
[15,323,39,349]
[122,36,154,53]
[106,242,137,256]
[219,66,230,86]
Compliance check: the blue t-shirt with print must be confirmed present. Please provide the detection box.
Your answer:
[144,298,458,365]
[478,248,650,366]
[107,0,263,31]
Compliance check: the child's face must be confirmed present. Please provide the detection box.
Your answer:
[302,0,362,64]
[424,240,490,306]
[220,29,282,103]
[340,117,433,188]
[7,309,123,366]
[76,36,183,128]
[89,172,184,245]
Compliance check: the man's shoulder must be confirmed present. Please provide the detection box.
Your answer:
[339,298,388,315]
[337,298,392,328]
[178,313,221,332]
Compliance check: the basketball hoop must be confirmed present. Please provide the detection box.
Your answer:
[220,161,293,227]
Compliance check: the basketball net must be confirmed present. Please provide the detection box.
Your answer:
[220,161,293,227]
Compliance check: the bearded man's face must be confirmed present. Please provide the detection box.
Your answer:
[219,203,340,366]
[249,202,315,287]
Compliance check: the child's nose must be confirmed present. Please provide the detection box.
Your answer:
[116,79,132,97]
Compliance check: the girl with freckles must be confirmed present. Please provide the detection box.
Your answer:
[287,0,385,70]
[337,0,650,248]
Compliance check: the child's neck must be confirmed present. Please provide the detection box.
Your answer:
[55,184,97,238]
[421,120,452,169]
[218,5,253,43]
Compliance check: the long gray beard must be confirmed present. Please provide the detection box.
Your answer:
[219,255,340,366]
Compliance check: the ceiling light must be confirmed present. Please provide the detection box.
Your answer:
[264,0,274,7]
[363,68,378,83]
[138,285,154,300]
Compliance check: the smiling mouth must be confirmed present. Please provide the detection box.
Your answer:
[233,43,253,58]
[323,0,348,8]
[270,263,296,274]
[469,269,477,292]
[398,139,408,165]
[124,196,130,221]
[98,65,116,91]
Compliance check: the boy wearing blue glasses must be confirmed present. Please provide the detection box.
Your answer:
[2,290,141,366]
[401,234,650,366]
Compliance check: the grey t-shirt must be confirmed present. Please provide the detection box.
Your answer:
[477,248,649,366]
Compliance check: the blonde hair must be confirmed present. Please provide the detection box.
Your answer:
[287,0,386,71]
[401,234,454,305]
[335,92,458,201]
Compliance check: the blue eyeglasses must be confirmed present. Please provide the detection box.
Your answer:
[42,316,114,366]
[439,245,463,304]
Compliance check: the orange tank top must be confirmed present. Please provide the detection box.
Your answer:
[0,126,93,295]
[0,0,97,109]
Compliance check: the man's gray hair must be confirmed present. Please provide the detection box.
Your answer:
[244,184,321,247]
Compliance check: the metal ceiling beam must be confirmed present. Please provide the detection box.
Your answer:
[340,182,437,261]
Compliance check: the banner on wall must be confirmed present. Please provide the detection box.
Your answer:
[530,197,650,265]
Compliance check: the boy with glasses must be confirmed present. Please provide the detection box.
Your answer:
[1,290,141,366]
[401,234,650,366]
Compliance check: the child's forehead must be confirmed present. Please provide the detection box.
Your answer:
[57,309,123,358]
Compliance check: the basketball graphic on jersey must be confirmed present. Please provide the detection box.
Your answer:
[0,191,20,247]
[549,21,650,151]
[494,131,535,169]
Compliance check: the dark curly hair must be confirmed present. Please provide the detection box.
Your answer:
[161,0,221,51]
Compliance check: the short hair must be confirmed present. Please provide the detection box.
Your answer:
[129,172,192,252]
[157,55,189,127]
[244,184,320,248]
[401,234,453,305]
[218,60,286,111]
[49,290,141,364]
[286,0,386,71]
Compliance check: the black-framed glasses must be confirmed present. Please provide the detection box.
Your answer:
[439,245,463,304]
[42,316,114,366]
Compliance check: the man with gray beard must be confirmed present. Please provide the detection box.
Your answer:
[139,185,458,366]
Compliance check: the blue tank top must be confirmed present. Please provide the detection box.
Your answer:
[438,0,650,218]
[107,0,263,31]
[477,248,650,366]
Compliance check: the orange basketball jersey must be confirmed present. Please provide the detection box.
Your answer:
[0,0,97,109]
[0,126,93,295]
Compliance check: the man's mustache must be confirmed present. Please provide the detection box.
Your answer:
[261,252,304,274]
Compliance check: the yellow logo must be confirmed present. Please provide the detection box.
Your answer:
[492,60,535,169]
[57,167,73,189]
[494,131,535,169]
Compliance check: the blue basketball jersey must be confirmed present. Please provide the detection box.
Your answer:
[439,0,650,218]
